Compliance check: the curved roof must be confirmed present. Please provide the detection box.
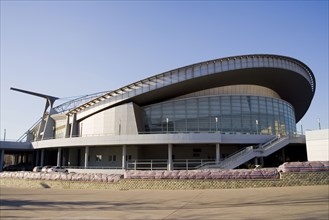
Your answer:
[69,54,316,122]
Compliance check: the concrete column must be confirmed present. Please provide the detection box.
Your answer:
[65,115,71,138]
[122,145,127,169]
[14,154,18,165]
[84,146,89,168]
[40,149,45,166]
[259,157,264,167]
[70,113,78,138]
[0,149,4,172]
[282,148,286,162]
[67,148,71,167]
[254,157,258,166]
[57,148,62,166]
[168,144,173,170]
[216,143,220,164]
[36,150,40,166]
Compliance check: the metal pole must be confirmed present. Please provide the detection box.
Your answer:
[3,129,6,141]
[215,117,218,132]
[300,121,303,135]
[317,118,321,130]
[256,120,259,134]
[166,118,169,133]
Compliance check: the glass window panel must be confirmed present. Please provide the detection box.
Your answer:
[186,67,193,79]
[186,120,198,131]
[174,101,186,119]
[175,120,187,131]
[178,69,186,81]
[201,64,207,75]
[208,62,215,74]
[235,58,241,69]
[273,100,279,115]
[232,115,242,131]
[215,61,222,72]
[241,96,251,113]
[162,73,171,86]
[171,71,179,83]
[221,116,231,132]
[221,60,229,71]
[210,97,220,116]
[199,117,210,131]
[231,96,241,114]
[156,76,164,87]
[259,97,267,114]
[228,59,235,70]
[186,99,197,117]
[242,116,251,133]
[220,97,231,114]
[266,98,273,114]
[142,95,296,134]
[193,65,201,77]
[250,97,259,113]
[198,98,209,116]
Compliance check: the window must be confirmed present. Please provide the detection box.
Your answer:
[96,155,102,162]
[193,153,200,157]
[108,155,117,162]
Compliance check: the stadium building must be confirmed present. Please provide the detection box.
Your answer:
[0,54,316,171]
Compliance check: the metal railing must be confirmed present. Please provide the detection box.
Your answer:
[65,166,122,170]
[16,117,43,142]
[258,136,280,150]
[197,134,297,170]
[127,159,215,170]
[217,146,255,169]
[127,159,168,170]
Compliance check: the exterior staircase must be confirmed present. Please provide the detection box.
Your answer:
[198,135,294,170]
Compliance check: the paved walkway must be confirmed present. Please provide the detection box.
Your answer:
[1,185,328,219]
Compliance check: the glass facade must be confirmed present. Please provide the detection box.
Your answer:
[143,95,296,135]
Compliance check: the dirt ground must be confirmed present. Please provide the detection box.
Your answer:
[0,185,328,220]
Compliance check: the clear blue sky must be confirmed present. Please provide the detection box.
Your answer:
[1,1,328,140]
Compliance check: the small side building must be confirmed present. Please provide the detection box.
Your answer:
[306,129,329,161]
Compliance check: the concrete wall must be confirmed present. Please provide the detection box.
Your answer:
[88,146,122,167]
[79,102,139,136]
[306,129,329,161]
[66,146,139,168]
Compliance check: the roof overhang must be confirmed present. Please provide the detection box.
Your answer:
[69,54,316,122]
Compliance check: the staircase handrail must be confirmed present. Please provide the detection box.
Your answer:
[219,146,254,168]
[260,136,288,150]
[16,117,43,142]
[258,136,279,149]
[195,161,217,169]
[197,135,292,170]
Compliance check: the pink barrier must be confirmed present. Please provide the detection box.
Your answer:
[277,161,329,172]
[0,171,123,183]
[1,161,327,182]
[124,168,280,180]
